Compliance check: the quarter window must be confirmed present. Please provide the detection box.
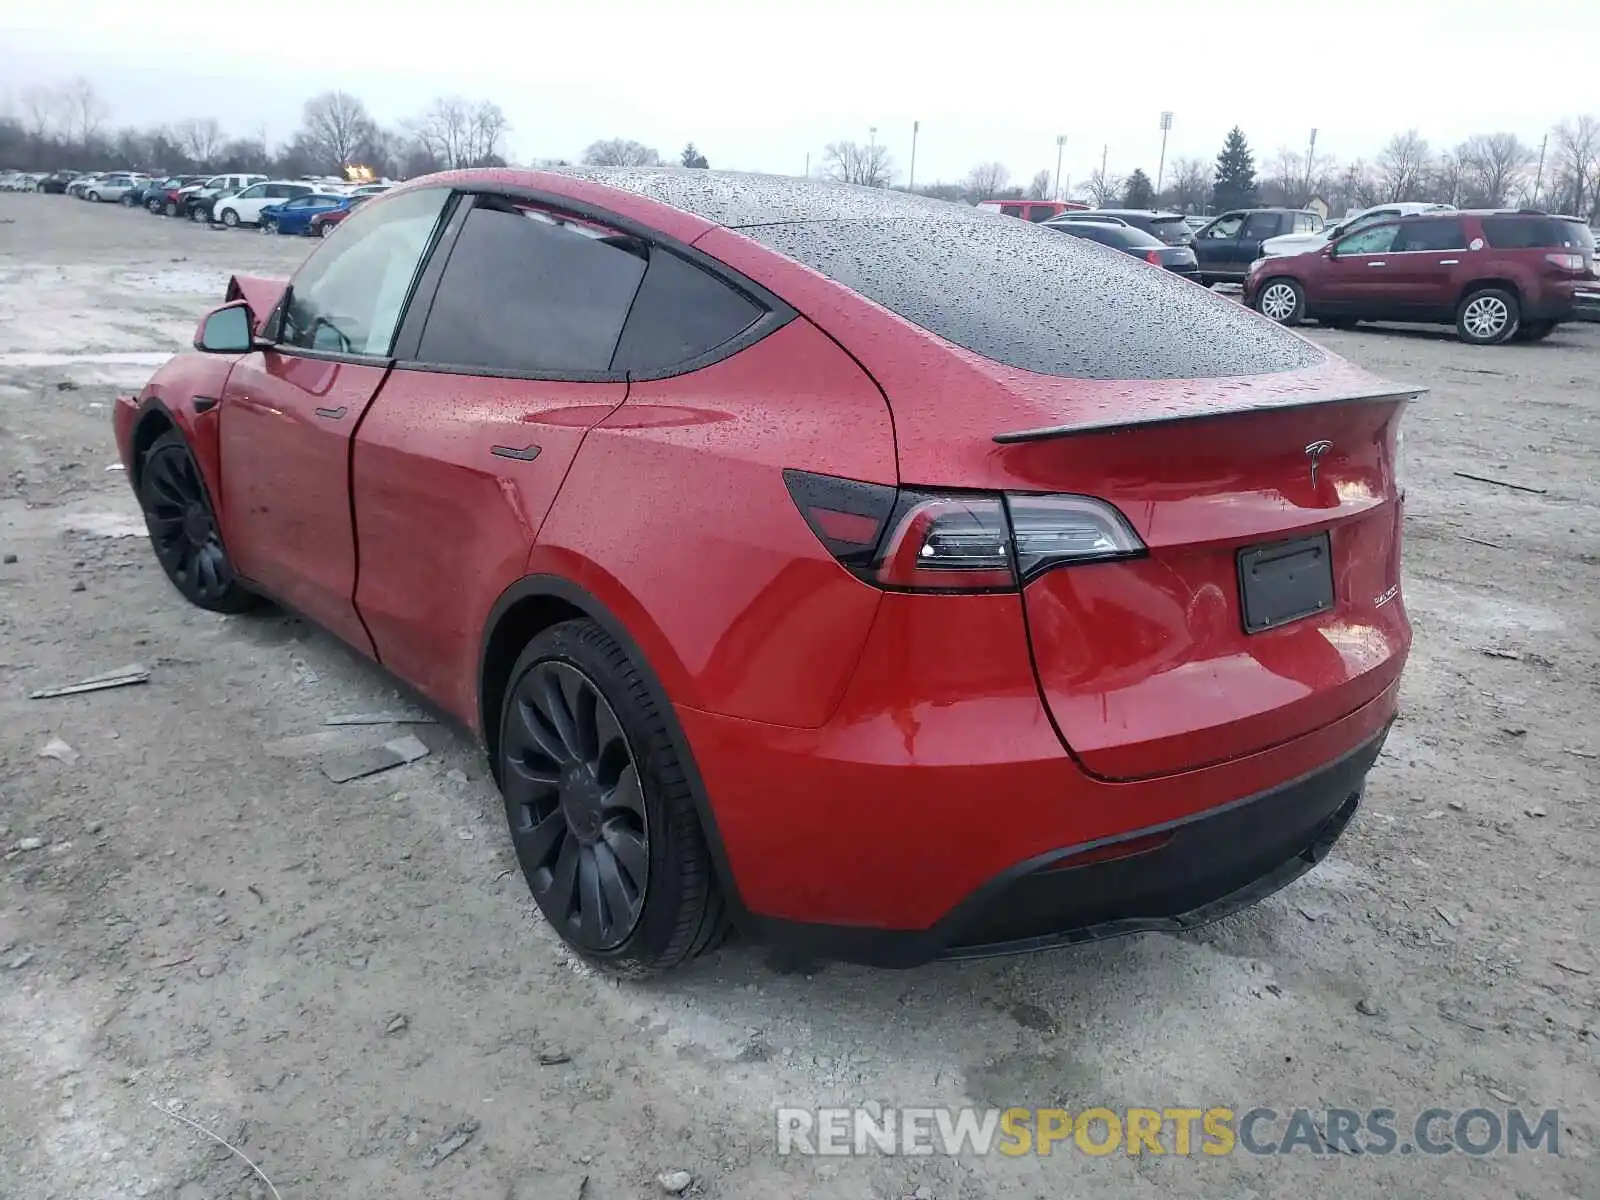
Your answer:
[612,251,764,374]
[416,202,647,374]
[278,187,450,357]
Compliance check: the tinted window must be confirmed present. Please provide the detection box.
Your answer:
[749,218,1322,380]
[1199,214,1245,239]
[1054,223,1161,249]
[612,251,764,374]
[1332,224,1400,256]
[416,204,647,374]
[1001,204,1024,217]
[279,187,449,356]
[1393,218,1467,252]
[1026,206,1056,223]
[1143,216,1193,244]
[1479,216,1592,250]
[1242,212,1283,239]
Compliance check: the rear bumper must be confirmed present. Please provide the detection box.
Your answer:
[1571,285,1600,322]
[752,721,1387,966]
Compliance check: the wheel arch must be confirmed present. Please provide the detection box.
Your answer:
[129,400,179,492]
[477,570,746,914]
[1457,278,1523,309]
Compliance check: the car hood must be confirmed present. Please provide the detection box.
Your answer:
[1261,230,1331,256]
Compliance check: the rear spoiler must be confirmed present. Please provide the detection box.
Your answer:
[993,386,1423,444]
[223,274,288,335]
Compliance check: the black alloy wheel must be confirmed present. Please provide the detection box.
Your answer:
[137,431,255,613]
[498,620,727,973]
[503,658,650,951]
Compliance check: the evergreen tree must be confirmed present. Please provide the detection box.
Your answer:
[1212,127,1258,210]
[1122,168,1154,208]
[680,142,709,169]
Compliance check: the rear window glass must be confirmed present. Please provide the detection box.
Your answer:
[1145,216,1192,244]
[1480,217,1592,250]
[1055,223,1162,249]
[749,217,1322,380]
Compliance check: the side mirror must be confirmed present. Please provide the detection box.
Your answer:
[193,301,256,354]
[1321,243,1336,258]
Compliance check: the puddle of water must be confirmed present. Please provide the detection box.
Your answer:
[0,351,173,369]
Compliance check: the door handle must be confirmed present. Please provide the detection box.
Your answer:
[314,406,347,420]
[1367,261,1386,267]
[1438,259,1460,265]
[491,444,541,462]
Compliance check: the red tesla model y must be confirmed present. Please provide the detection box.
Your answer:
[115,169,1414,972]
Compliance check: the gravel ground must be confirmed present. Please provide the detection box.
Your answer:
[0,192,1595,1200]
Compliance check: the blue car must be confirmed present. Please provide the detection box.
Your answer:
[259,194,352,236]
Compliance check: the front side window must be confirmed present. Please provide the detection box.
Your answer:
[1200,214,1245,239]
[236,184,266,199]
[279,187,450,357]
[416,202,648,374]
[1332,224,1400,256]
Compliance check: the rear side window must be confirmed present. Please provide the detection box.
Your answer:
[417,204,647,374]
[749,217,1322,380]
[1479,216,1592,250]
[1026,206,1055,223]
[1001,204,1023,217]
[612,251,764,374]
[1393,218,1467,252]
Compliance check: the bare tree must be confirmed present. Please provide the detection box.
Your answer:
[1163,156,1211,214]
[1077,167,1123,208]
[1552,116,1600,218]
[1430,150,1466,208]
[582,138,661,167]
[1026,168,1052,200]
[59,77,108,145]
[300,91,377,170]
[469,102,509,166]
[20,85,61,141]
[1376,129,1432,202]
[962,161,1010,201]
[1457,133,1533,208]
[821,140,893,187]
[173,117,225,166]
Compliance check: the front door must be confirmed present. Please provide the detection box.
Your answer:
[1314,222,1402,316]
[1194,212,1245,278]
[217,186,453,654]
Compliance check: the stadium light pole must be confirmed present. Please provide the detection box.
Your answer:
[1054,134,1067,201]
[909,120,920,192]
[1155,112,1173,198]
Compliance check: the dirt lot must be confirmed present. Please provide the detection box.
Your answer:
[0,192,1595,1200]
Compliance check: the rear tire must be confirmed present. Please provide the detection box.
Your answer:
[1456,287,1519,345]
[137,431,256,614]
[497,619,727,976]
[220,208,240,228]
[1254,277,1305,325]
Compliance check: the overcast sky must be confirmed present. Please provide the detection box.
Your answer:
[3,1,1596,186]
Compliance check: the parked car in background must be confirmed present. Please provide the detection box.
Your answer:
[1045,218,1201,279]
[259,192,352,236]
[1244,210,1595,343]
[115,170,1410,972]
[214,181,327,228]
[306,193,372,236]
[143,175,209,213]
[84,173,151,203]
[1050,208,1194,244]
[37,170,82,194]
[0,171,39,191]
[65,173,106,198]
[1191,208,1323,285]
[1259,202,1456,259]
[976,198,1088,222]
[1183,214,1209,232]
[182,173,269,221]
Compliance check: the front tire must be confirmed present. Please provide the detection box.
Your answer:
[1456,287,1519,344]
[1255,277,1305,325]
[87,191,101,203]
[261,218,278,235]
[137,431,256,613]
[220,208,239,228]
[498,619,726,975]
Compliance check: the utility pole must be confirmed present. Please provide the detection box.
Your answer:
[868,126,879,187]
[1054,134,1066,201]
[1100,143,1108,186]
[909,121,919,192]
[804,152,809,179]
[1304,127,1318,204]
[1155,112,1173,199]
[1531,133,1548,206]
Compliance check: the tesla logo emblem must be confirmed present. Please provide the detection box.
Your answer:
[1304,440,1333,487]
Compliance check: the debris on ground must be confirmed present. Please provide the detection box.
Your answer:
[418,1120,478,1168]
[1355,996,1382,1016]
[1452,471,1547,494]
[1553,960,1593,976]
[2,553,16,564]
[1478,647,1522,660]
[15,837,45,852]
[1525,805,1548,818]
[538,1049,572,1066]
[385,1014,409,1035]
[320,735,430,783]
[29,662,150,699]
[38,737,79,764]
[656,1169,693,1194]
[323,711,437,726]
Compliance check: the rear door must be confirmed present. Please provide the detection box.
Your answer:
[1386,215,1471,318]
[1238,211,1286,271]
[216,186,452,652]
[351,196,644,717]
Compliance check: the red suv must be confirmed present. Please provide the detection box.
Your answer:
[1245,210,1596,343]
[115,170,1412,972]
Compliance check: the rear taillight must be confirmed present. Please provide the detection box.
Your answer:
[784,470,1145,593]
[1144,250,1163,266]
[1545,252,1585,270]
